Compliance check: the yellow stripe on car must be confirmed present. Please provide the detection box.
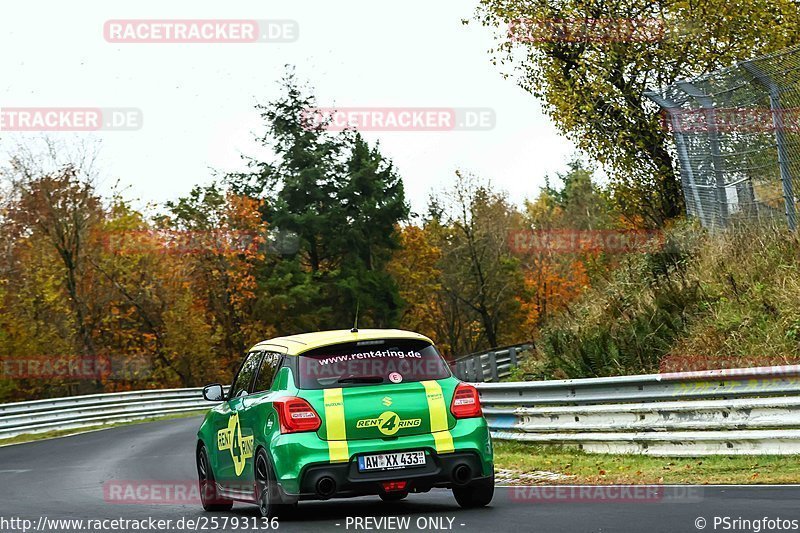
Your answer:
[421,380,454,454]
[323,388,349,462]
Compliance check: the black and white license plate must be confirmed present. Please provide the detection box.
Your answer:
[357,451,426,472]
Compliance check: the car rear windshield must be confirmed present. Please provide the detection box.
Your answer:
[295,339,451,389]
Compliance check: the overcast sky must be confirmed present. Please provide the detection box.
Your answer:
[0,0,578,215]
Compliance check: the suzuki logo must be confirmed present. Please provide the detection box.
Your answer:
[382,396,392,407]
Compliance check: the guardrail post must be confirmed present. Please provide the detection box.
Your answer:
[487,351,499,382]
[508,347,518,368]
[742,61,798,231]
[455,360,466,381]
[472,355,484,382]
[677,81,729,229]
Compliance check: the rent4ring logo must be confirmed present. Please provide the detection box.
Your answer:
[217,413,254,476]
[356,411,421,436]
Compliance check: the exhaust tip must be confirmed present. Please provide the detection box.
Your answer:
[315,476,337,498]
[452,464,472,485]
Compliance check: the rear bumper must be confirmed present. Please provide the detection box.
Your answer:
[270,417,493,500]
[297,450,488,500]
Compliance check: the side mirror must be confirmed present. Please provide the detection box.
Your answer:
[203,383,225,402]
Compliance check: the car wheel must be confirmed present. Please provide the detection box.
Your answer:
[197,444,233,512]
[379,491,408,502]
[255,449,293,519]
[452,474,494,508]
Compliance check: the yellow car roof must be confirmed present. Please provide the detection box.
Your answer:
[249,329,434,356]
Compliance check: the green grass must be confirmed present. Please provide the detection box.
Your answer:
[520,222,800,380]
[494,441,800,485]
[0,411,204,447]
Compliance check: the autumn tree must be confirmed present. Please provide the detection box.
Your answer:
[431,172,526,352]
[0,141,248,396]
[165,184,271,359]
[517,160,609,336]
[475,0,800,225]
[387,224,451,354]
[6,163,103,360]
[0,143,109,397]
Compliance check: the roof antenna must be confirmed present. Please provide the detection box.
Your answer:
[351,301,359,333]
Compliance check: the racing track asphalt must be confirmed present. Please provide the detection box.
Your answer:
[0,416,797,533]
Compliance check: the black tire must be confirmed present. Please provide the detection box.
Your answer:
[197,444,233,512]
[452,474,494,509]
[379,491,409,502]
[255,449,294,519]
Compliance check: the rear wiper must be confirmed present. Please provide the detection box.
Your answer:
[337,376,384,384]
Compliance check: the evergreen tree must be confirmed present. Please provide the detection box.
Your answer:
[228,70,409,331]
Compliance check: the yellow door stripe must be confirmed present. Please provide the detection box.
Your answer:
[421,380,454,454]
[323,388,349,463]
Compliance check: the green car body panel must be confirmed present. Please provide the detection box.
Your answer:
[196,329,494,504]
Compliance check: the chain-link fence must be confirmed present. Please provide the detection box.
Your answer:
[646,46,800,230]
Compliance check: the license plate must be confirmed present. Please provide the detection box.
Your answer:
[357,451,426,472]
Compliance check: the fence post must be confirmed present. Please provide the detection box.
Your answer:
[643,91,710,227]
[742,61,798,231]
[677,82,729,229]
[487,351,499,382]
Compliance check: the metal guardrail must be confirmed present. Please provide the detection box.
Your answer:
[3,364,800,456]
[478,365,800,456]
[451,343,533,382]
[0,387,224,439]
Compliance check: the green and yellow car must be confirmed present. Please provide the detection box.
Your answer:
[196,328,494,517]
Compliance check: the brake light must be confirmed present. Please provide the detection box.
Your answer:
[450,383,482,419]
[274,397,321,434]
